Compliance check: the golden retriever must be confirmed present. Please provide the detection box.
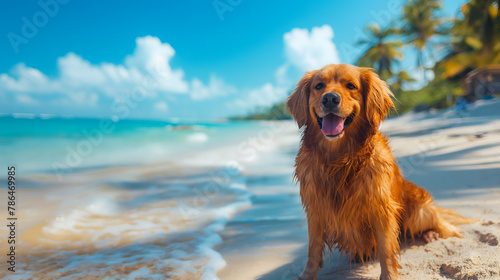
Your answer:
[286,64,473,280]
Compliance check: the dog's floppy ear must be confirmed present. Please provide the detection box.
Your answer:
[287,70,318,128]
[361,68,395,128]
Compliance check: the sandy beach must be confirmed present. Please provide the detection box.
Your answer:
[217,99,500,280]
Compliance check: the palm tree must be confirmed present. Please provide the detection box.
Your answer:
[439,0,500,78]
[399,0,444,73]
[356,24,403,80]
[390,70,416,94]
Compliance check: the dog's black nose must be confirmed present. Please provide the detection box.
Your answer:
[321,92,341,107]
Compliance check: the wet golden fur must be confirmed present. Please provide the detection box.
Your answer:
[286,64,472,280]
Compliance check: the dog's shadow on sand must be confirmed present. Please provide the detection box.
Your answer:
[256,238,428,280]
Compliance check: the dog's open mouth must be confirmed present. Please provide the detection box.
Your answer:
[316,113,354,138]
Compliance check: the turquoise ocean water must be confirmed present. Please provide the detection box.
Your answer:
[0,115,267,176]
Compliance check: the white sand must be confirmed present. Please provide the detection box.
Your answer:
[217,99,500,280]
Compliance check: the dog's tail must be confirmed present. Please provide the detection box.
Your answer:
[431,207,478,239]
[437,207,479,225]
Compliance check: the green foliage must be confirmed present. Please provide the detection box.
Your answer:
[356,24,403,78]
[230,102,290,120]
[439,0,500,78]
[399,0,444,69]
[392,79,464,114]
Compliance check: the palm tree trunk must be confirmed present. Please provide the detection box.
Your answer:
[417,49,426,82]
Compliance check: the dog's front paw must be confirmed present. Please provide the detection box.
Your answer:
[423,230,440,243]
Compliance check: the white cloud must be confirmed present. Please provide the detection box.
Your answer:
[190,75,237,100]
[125,36,188,93]
[283,25,340,72]
[66,90,99,106]
[233,83,288,109]
[16,94,38,105]
[0,36,201,108]
[0,63,54,93]
[154,101,169,111]
[125,36,174,72]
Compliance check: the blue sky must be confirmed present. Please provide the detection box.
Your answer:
[0,0,465,121]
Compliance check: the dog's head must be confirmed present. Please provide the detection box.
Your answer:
[286,64,394,141]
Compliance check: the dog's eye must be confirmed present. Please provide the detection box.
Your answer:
[315,83,324,90]
[346,82,356,90]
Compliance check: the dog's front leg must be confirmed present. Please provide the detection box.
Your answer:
[374,211,400,280]
[296,214,324,280]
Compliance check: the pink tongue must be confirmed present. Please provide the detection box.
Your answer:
[321,114,344,136]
